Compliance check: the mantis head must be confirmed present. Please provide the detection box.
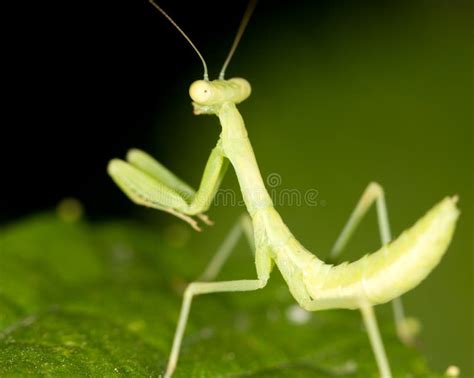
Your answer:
[189,78,251,115]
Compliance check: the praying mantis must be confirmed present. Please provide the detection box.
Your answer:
[107,1,460,377]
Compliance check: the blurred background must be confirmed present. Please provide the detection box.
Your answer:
[4,0,472,374]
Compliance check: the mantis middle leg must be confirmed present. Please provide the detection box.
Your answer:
[328,182,418,345]
[164,244,271,378]
[198,213,253,281]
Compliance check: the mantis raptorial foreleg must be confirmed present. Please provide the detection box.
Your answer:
[327,182,419,345]
[199,214,254,281]
[108,140,228,231]
[165,245,271,378]
[126,149,196,200]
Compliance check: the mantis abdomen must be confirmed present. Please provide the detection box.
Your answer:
[301,196,459,310]
[222,95,460,312]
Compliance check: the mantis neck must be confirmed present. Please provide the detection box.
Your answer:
[218,102,274,216]
[217,101,317,271]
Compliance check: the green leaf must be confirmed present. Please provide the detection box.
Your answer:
[0,214,443,377]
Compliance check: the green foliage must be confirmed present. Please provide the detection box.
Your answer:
[0,214,443,377]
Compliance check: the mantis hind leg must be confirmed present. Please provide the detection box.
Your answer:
[360,302,392,378]
[164,244,271,378]
[303,297,392,378]
[328,182,419,345]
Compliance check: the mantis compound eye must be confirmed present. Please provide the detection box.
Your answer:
[189,78,251,108]
[189,80,214,104]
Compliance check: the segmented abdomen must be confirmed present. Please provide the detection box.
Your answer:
[305,196,459,309]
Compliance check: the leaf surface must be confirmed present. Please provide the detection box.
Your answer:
[0,215,442,377]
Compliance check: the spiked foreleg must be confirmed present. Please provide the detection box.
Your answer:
[108,139,228,230]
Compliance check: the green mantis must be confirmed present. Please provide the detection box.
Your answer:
[107,1,460,377]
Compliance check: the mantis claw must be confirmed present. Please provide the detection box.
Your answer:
[166,208,202,232]
[197,214,214,226]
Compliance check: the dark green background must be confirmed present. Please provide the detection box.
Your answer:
[148,1,473,374]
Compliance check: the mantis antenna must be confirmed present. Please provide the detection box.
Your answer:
[148,0,209,81]
[218,0,258,80]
